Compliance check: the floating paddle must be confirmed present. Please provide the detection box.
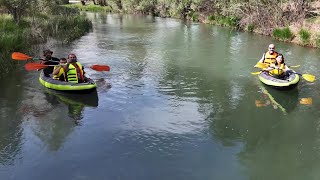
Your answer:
[25,63,110,71]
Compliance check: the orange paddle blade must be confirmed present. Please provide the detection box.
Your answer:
[25,63,49,71]
[12,52,33,60]
[90,65,110,71]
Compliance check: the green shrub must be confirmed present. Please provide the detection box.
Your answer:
[0,15,30,52]
[226,16,239,27]
[247,24,255,32]
[315,35,320,48]
[46,15,92,43]
[208,15,215,22]
[298,28,310,44]
[191,12,199,21]
[63,3,112,12]
[272,27,293,41]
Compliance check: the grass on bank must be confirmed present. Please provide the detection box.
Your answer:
[299,28,311,45]
[0,12,92,73]
[64,3,112,12]
[207,15,240,28]
[272,27,293,41]
[0,13,92,52]
[0,15,31,52]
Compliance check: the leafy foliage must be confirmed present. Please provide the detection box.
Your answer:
[272,27,294,41]
[299,28,311,44]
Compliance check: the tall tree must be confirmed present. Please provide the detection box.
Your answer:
[0,0,33,24]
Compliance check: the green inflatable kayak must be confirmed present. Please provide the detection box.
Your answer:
[39,71,97,92]
[258,71,300,89]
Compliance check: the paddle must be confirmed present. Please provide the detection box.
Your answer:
[251,70,315,82]
[25,63,110,71]
[254,62,300,69]
[12,52,41,61]
[251,71,262,75]
[293,72,315,82]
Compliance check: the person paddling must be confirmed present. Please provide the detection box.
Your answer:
[254,44,278,68]
[40,49,60,77]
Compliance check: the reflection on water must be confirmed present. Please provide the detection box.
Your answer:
[255,85,299,114]
[44,89,99,124]
[300,97,313,105]
[0,70,24,166]
[17,86,100,151]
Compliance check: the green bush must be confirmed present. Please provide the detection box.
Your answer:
[0,15,30,52]
[45,15,92,43]
[315,35,320,48]
[298,28,310,44]
[208,15,215,22]
[247,24,255,32]
[272,27,293,41]
[191,12,199,21]
[64,3,112,12]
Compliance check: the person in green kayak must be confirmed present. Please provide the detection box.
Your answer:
[40,49,60,77]
[52,58,67,81]
[254,44,278,68]
[63,53,86,83]
[266,53,291,79]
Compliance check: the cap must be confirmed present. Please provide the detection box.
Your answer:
[43,49,53,55]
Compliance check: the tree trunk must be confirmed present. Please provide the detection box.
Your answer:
[11,8,21,25]
[96,0,107,6]
[61,0,69,4]
[117,0,122,10]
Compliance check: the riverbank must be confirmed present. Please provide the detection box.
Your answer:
[0,3,92,74]
[67,0,320,48]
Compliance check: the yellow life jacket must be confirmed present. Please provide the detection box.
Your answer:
[269,63,285,76]
[263,51,278,64]
[53,66,66,81]
[67,62,84,83]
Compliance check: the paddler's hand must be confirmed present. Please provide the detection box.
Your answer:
[39,59,47,64]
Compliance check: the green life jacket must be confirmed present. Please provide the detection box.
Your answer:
[67,62,84,83]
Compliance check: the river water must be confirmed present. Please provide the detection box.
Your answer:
[1,13,320,180]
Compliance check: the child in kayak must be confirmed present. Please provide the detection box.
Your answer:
[266,53,291,79]
[52,58,67,81]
